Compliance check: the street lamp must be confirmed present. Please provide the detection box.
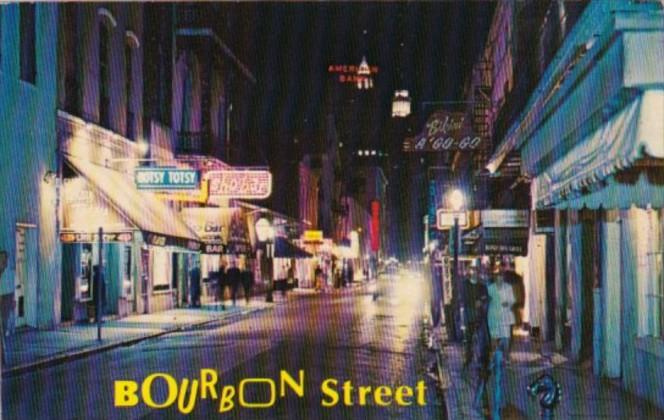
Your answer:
[448,189,465,342]
[255,218,275,302]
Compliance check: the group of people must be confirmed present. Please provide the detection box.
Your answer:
[191,259,255,309]
[313,259,355,292]
[461,260,523,418]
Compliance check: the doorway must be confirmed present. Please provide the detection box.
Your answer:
[15,225,37,328]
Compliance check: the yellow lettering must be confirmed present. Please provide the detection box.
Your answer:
[114,381,139,407]
[177,379,199,414]
[342,381,354,406]
[280,370,304,398]
[394,386,413,406]
[200,369,218,400]
[415,381,427,406]
[238,378,276,408]
[320,379,339,407]
[374,386,393,407]
[358,385,372,406]
[142,373,178,408]
[218,385,235,413]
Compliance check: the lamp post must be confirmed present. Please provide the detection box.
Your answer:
[255,218,275,303]
[449,189,465,342]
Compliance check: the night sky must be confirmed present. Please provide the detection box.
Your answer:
[223,1,494,152]
[221,2,495,256]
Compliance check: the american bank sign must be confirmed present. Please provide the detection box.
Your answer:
[206,169,272,199]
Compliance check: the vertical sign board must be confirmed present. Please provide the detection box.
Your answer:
[370,200,380,252]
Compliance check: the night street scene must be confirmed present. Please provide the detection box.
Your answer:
[0,1,663,419]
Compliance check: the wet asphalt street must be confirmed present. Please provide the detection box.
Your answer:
[3,270,443,420]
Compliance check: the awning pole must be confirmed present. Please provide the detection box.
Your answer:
[97,227,103,342]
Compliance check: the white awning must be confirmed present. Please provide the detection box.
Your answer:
[532,90,664,209]
[65,156,201,248]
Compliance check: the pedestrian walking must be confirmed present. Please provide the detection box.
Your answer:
[314,264,323,292]
[502,258,524,362]
[92,265,105,323]
[487,264,516,419]
[226,259,242,307]
[189,261,201,308]
[241,264,255,305]
[471,310,492,416]
[0,250,12,364]
[216,264,227,309]
[463,266,488,369]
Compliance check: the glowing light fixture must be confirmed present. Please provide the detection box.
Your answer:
[449,189,465,212]
[391,90,411,117]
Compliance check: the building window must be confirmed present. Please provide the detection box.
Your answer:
[180,66,193,132]
[20,3,36,83]
[125,42,135,140]
[152,248,171,292]
[79,244,93,301]
[123,246,133,299]
[99,22,111,128]
[61,5,80,113]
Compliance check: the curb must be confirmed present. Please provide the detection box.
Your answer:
[2,305,269,378]
[434,346,454,420]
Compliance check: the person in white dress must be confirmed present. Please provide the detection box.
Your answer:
[486,264,516,419]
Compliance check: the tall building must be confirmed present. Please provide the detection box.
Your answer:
[0,3,59,328]
[486,0,664,409]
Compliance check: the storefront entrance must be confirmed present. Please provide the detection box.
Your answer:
[14,225,37,328]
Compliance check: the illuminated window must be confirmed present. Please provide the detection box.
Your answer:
[123,246,133,298]
[152,248,171,291]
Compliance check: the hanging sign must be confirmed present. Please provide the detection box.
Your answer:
[303,230,324,244]
[481,210,529,228]
[436,210,468,230]
[60,231,134,243]
[370,200,380,252]
[135,168,199,190]
[403,110,482,152]
[206,169,272,199]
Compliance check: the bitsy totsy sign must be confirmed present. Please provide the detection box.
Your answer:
[403,110,482,152]
[135,168,199,190]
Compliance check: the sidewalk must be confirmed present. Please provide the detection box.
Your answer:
[437,336,664,419]
[2,300,270,377]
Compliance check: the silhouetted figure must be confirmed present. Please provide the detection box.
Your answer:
[241,268,254,305]
[226,262,242,307]
[189,262,201,308]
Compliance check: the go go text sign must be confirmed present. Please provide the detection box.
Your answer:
[206,169,272,199]
[403,110,482,152]
[135,168,199,190]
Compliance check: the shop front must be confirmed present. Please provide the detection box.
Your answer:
[487,1,664,408]
[60,156,201,322]
[295,231,333,289]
